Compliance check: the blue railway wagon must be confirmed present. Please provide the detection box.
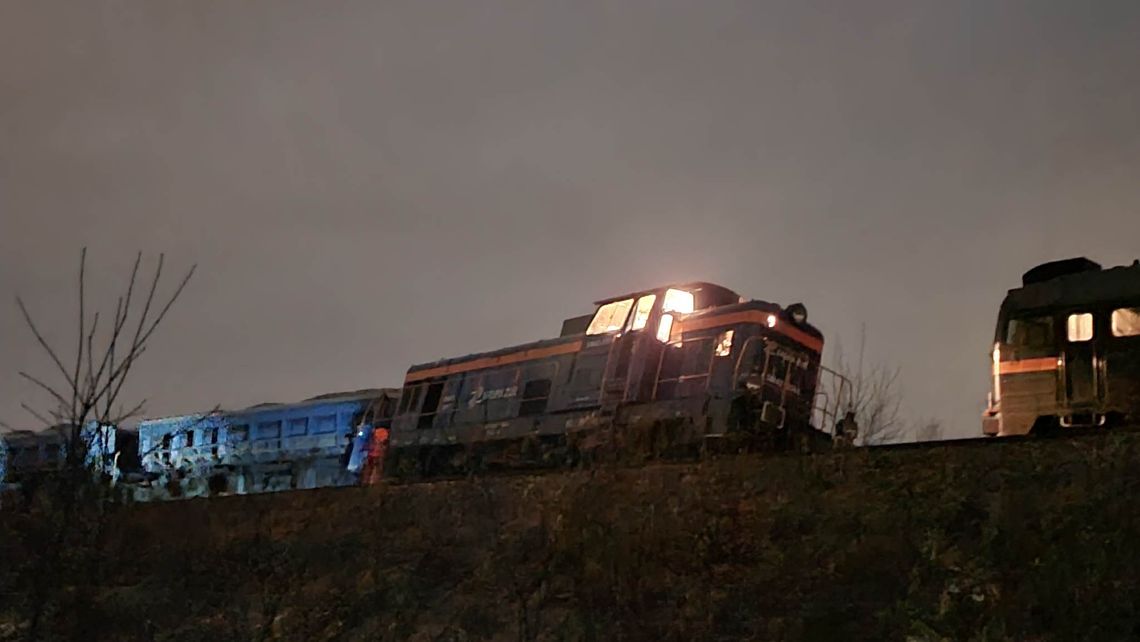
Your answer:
[389,282,827,476]
[1,423,125,489]
[136,388,397,498]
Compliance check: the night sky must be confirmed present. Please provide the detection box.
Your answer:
[3,1,1140,439]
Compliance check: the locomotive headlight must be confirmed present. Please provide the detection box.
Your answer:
[766,314,777,328]
[992,344,1001,365]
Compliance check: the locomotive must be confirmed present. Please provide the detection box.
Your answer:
[386,282,836,477]
[983,258,1140,436]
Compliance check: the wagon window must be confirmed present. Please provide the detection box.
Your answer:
[587,299,635,335]
[1112,308,1140,337]
[1005,316,1053,348]
[287,418,309,436]
[1066,313,1094,342]
[257,421,282,439]
[312,415,336,434]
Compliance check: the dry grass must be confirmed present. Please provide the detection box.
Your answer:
[4,433,1140,640]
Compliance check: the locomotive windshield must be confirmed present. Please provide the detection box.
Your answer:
[585,287,697,337]
[1005,315,1053,348]
[630,295,656,331]
[586,298,635,335]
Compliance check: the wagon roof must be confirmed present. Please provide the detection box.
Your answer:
[137,388,399,425]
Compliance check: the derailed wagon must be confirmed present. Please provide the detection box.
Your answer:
[387,282,841,478]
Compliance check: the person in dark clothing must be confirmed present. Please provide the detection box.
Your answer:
[834,411,859,448]
[340,431,355,467]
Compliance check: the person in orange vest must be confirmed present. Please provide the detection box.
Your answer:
[362,426,390,485]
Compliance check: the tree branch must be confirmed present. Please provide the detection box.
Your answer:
[19,371,73,411]
[71,247,87,425]
[15,297,75,397]
[21,402,55,428]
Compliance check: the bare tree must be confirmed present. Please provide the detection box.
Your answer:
[825,326,904,446]
[8,248,195,479]
[3,248,196,640]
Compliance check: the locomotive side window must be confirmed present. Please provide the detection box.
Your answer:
[587,299,635,335]
[1112,308,1140,337]
[715,330,734,357]
[656,314,675,343]
[398,385,423,416]
[519,363,557,417]
[519,379,553,416]
[1066,313,1094,342]
[417,382,445,429]
[1005,316,1054,348]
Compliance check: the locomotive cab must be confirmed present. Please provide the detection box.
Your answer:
[574,283,743,409]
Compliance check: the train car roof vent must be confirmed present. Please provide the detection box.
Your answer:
[1021,257,1101,286]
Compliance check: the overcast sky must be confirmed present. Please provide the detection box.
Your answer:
[3,1,1139,439]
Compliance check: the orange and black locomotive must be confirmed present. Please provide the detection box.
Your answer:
[388,282,832,476]
[983,258,1140,436]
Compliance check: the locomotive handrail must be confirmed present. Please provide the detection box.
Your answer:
[812,365,853,437]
